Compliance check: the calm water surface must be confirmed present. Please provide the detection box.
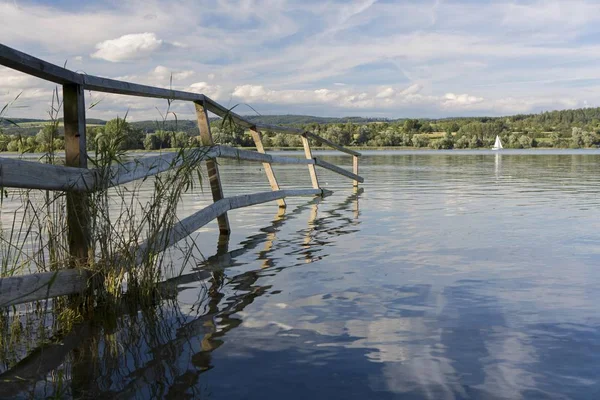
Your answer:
[3,149,600,399]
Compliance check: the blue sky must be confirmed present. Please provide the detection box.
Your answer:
[2,0,600,120]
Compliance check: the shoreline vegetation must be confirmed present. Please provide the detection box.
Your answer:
[2,106,600,154]
[1,146,597,157]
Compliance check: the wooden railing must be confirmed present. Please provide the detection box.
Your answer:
[0,43,364,308]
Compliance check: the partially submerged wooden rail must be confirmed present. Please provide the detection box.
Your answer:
[0,189,330,308]
[0,146,363,192]
[0,43,364,307]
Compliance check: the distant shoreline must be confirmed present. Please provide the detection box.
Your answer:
[2,146,600,157]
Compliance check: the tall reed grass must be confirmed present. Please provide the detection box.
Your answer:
[0,90,211,372]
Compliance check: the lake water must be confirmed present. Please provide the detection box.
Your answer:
[2,149,600,399]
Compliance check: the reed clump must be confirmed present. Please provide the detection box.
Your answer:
[0,94,210,372]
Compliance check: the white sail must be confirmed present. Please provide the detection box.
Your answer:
[492,135,503,150]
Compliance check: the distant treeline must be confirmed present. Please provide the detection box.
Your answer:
[2,107,600,152]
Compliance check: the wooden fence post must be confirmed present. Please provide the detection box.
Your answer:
[301,134,320,190]
[250,128,286,208]
[353,155,359,187]
[63,84,91,266]
[194,101,231,235]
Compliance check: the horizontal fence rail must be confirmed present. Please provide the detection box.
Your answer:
[132,188,331,265]
[0,188,331,307]
[0,145,363,192]
[0,42,364,308]
[0,270,90,308]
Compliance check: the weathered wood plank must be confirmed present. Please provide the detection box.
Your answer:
[0,270,90,308]
[102,148,214,189]
[216,145,312,165]
[83,75,204,102]
[314,158,364,183]
[353,155,359,187]
[104,147,312,190]
[63,83,91,264]
[0,158,95,191]
[251,128,285,207]
[305,132,361,156]
[103,152,180,188]
[134,188,328,264]
[301,134,320,189]
[0,146,313,192]
[213,145,267,163]
[0,43,82,85]
[63,84,87,169]
[195,101,231,235]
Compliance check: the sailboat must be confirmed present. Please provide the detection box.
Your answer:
[492,135,503,150]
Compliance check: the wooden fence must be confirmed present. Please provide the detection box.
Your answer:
[0,43,364,308]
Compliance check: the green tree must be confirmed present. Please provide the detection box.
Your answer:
[323,125,351,146]
[571,127,584,148]
[518,135,535,148]
[420,122,434,133]
[211,123,249,146]
[53,137,64,151]
[582,131,598,147]
[454,135,469,149]
[508,133,521,148]
[7,139,19,152]
[36,123,60,153]
[404,119,422,133]
[468,135,482,148]
[271,133,288,148]
[97,118,144,151]
[143,133,162,150]
[429,132,454,149]
[353,125,371,145]
[549,132,562,148]
[412,134,429,148]
[172,131,190,148]
[446,122,460,133]
[0,134,9,151]
[400,132,412,146]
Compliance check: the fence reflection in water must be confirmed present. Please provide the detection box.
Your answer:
[0,189,362,399]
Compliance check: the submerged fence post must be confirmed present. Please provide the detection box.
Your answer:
[250,127,286,208]
[194,101,231,235]
[353,155,359,187]
[301,133,320,190]
[63,83,91,266]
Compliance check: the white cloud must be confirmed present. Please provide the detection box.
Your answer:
[230,83,487,111]
[376,87,395,99]
[151,66,195,81]
[91,33,165,62]
[400,84,423,96]
[233,84,270,99]
[2,0,600,119]
[0,67,37,89]
[442,93,484,108]
[187,82,224,100]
